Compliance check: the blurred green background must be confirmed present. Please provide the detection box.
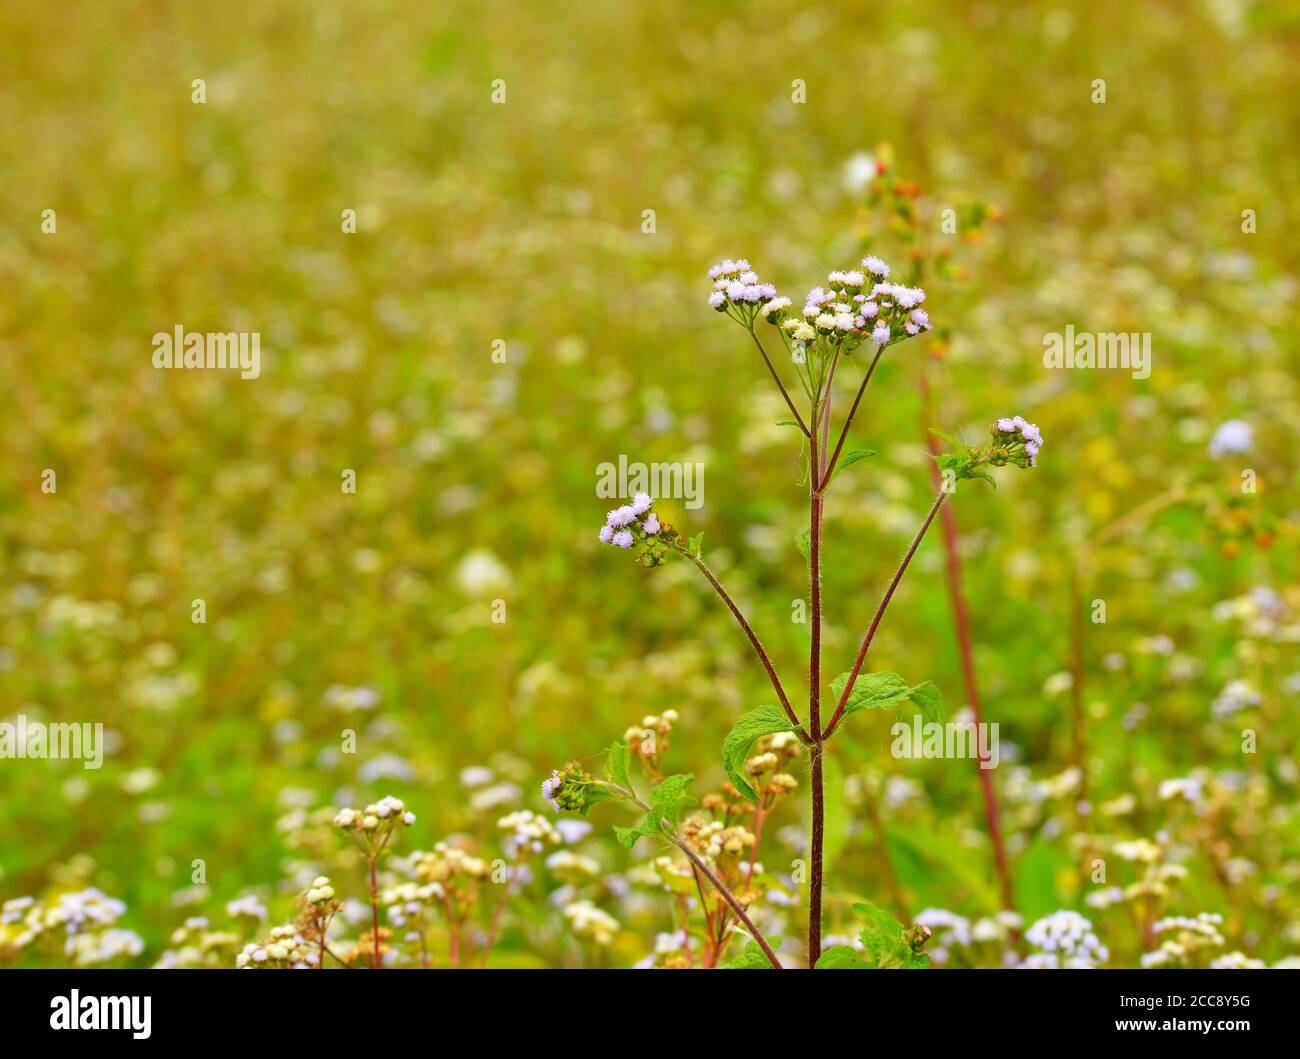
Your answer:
[1,0,1297,967]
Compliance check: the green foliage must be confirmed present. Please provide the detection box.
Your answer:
[815,945,873,969]
[827,448,877,484]
[604,741,632,791]
[829,672,945,724]
[723,941,779,968]
[850,902,930,969]
[721,705,799,802]
[796,529,811,562]
[613,774,697,848]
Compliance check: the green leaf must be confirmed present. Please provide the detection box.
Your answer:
[815,945,872,969]
[853,901,911,968]
[578,786,615,813]
[828,672,946,727]
[648,773,696,830]
[611,773,696,848]
[906,681,945,724]
[828,448,876,484]
[795,529,811,562]
[687,532,704,558]
[721,705,798,802]
[724,942,778,969]
[831,671,912,716]
[603,740,631,791]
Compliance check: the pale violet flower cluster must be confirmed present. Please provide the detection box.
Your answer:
[708,254,931,352]
[994,415,1045,467]
[541,769,564,811]
[599,491,660,549]
[706,259,778,314]
[497,810,561,857]
[225,894,268,921]
[1,888,145,966]
[1208,419,1252,457]
[1212,678,1260,719]
[1020,910,1108,968]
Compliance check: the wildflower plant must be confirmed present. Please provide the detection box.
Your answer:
[580,249,1043,967]
[334,796,416,968]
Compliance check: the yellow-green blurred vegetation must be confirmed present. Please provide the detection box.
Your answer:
[1,0,1298,968]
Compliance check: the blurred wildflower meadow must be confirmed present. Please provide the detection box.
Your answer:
[1,0,1298,969]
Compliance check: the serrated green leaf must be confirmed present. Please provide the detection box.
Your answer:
[578,786,615,814]
[853,900,910,967]
[815,945,872,969]
[796,529,811,561]
[688,532,704,558]
[604,740,631,790]
[830,671,912,716]
[724,942,777,969]
[722,705,798,802]
[648,773,696,830]
[610,774,695,848]
[906,681,945,724]
[828,448,876,484]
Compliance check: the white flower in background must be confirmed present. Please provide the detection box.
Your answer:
[455,549,512,594]
[1021,910,1108,968]
[1208,419,1252,457]
[226,894,268,921]
[842,152,877,194]
[563,900,620,946]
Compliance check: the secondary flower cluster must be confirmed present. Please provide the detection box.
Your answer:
[706,259,778,318]
[1020,910,1108,968]
[707,254,931,354]
[333,796,417,834]
[598,493,679,566]
[937,416,1047,483]
[542,760,608,813]
[992,415,1045,468]
[236,923,319,969]
[498,810,562,856]
[1,888,145,967]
